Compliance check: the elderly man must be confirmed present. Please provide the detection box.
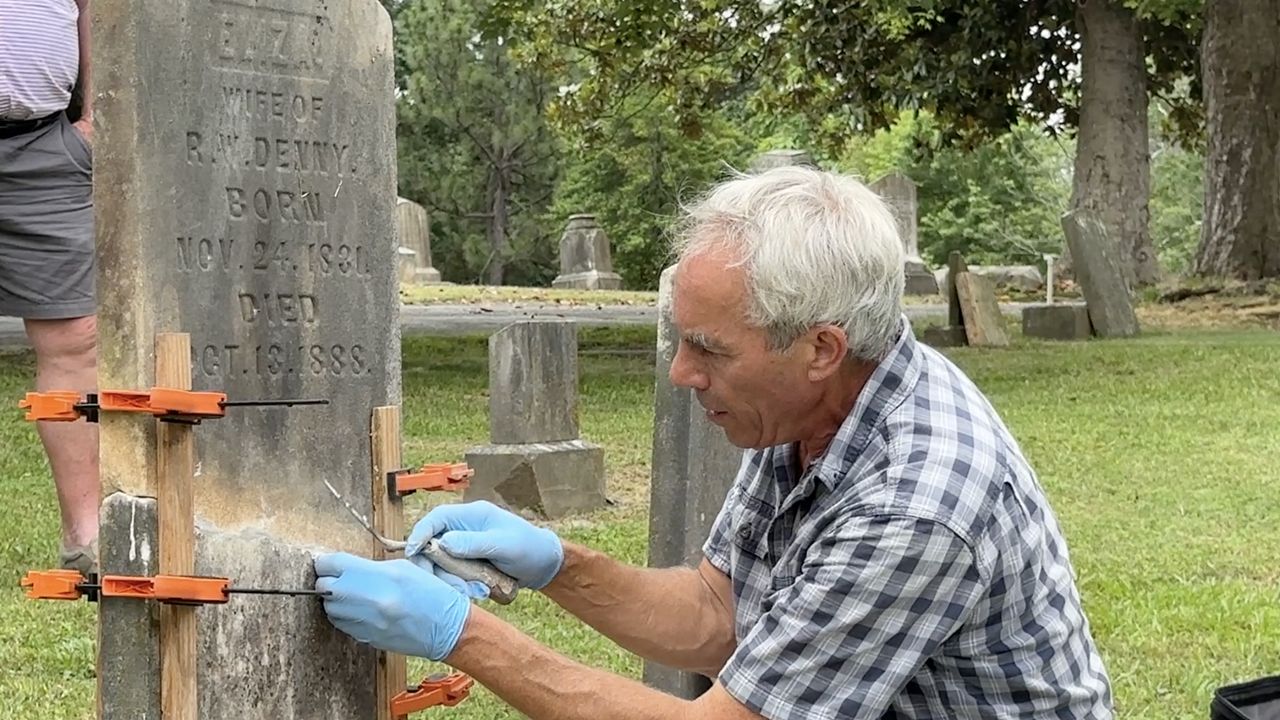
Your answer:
[0,0,98,574]
[316,167,1114,719]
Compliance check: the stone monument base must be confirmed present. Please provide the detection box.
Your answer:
[905,260,940,295]
[1022,303,1092,340]
[552,270,623,290]
[464,439,606,519]
[412,267,443,284]
[920,325,968,347]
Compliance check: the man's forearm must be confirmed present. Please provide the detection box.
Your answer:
[541,541,735,676]
[447,608,760,720]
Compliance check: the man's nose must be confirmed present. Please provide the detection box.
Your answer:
[669,342,709,391]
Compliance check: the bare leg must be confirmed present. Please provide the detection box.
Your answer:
[25,315,99,549]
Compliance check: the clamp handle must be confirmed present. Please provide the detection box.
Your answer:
[387,462,474,497]
[391,672,473,715]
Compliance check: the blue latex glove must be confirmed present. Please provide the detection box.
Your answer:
[406,500,564,594]
[314,552,470,661]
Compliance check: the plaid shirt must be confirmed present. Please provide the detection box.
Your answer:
[703,318,1113,719]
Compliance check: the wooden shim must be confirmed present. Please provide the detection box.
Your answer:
[955,273,1010,347]
[371,406,407,720]
[156,333,196,720]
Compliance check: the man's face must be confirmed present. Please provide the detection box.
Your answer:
[668,249,818,449]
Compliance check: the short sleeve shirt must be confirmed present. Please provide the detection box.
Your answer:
[0,0,81,120]
[703,317,1114,719]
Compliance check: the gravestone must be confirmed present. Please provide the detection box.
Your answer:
[551,214,624,290]
[871,171,940,295]
[643,264,744,698]
[749,148,816,172]
[396,197,442,284]
[921,251,969,347]
[95,1,399,717]
[464,320,606,519]
[955,273,1010,347]
[1022,303,1092,340]
[1061,210,1140,338]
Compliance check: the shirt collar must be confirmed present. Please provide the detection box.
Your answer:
[811,314,923,489]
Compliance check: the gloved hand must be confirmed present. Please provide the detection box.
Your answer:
[406,500,564,594]
[314,552,470,661]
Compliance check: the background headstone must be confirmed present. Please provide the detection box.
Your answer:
[551,214,624,290]
[95,1,399,716]
[749,148,816,172]
[1061,209,1141,338]
[1022,303,1093,340]
[396,197,442,284]
[921,251,969,347]
[643,264,744,698]
[464,321,606,518]
[933,265,1045,293]
[871,171,940,295]
[955,273,1011,347]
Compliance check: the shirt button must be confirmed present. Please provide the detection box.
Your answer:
[737,524,752,539]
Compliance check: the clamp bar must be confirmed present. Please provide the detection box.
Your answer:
[18,389,329,424]
[20,570,329,605]
[391,672,473,715]
[387,462,474,497]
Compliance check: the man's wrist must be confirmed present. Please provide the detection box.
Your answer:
[445,604,501,670]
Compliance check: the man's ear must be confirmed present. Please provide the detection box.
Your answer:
[806,324,849,381]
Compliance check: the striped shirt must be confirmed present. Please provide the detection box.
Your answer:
[0,0,82,120]
[704,316,1113,718]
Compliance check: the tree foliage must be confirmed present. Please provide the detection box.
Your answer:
[547,98,756,289]
[395,0,562,285]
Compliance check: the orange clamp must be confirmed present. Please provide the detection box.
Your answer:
[99,388,229,420]
[18,388,230,423]
[391,672,473,715]
[18,392,83,421]
[388,463,474,496]
[22,570,231,605]
[21,569,86,600]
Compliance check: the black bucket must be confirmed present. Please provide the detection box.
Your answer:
[1212,675,1280,720]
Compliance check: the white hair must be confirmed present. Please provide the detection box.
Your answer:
[671,165,905,362]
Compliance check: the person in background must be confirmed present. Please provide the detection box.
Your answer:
[0,0,98,574]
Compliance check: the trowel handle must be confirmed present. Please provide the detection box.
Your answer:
[420,538,520,605]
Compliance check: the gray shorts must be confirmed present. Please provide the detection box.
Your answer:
[0,112,94,320]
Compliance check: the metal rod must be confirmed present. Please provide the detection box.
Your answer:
[322,479,406,552]
[226,587,332,597]
[220,399,331,408]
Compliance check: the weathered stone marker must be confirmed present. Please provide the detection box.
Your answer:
[955,273,1011,347]
[643,265,743,698]
[396,197,442,284]
[464,320,606,519]
[871,171,940,296]
[1061,209,1140,338]
[551,214,624,290]
[1022,303,1093,340]
[749,148,816,171]
[95,1,399,717]
[921,251,970,347]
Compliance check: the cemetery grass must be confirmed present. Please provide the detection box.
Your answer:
[0,325,1277,719]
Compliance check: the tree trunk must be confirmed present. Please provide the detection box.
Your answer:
[1193,0,1280,280]
[485,161,511,285]
[1068,0,1159,286]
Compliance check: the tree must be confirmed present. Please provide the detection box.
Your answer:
[396,0,561,285]
[486,0,1202,285]
[1193,0,1280,280]
[548,98,756,289]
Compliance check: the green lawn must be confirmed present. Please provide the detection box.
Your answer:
[1,324,1277,718]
